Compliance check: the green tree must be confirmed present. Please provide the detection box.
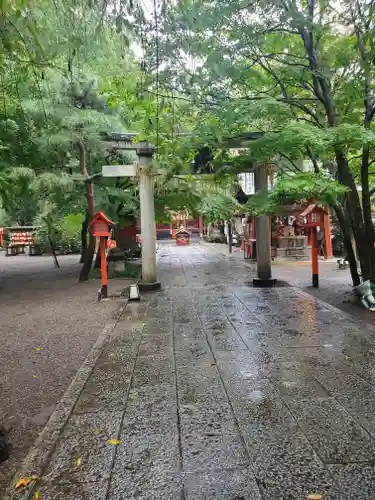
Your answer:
[152,0,375,285]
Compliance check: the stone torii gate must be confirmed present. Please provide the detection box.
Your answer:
[192,131,278,287]
[105,131,277,288]
[103,134,160,291]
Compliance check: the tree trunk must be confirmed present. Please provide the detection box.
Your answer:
[80,216,88,264]
[227,221,232,254]
[299,16,374,282]
[94,243,101,268]
[334,203,360,287]
[77,141,96,282]
[335,149,373,281]
[361,145,375,279]
[79,237,95,281]
[94,237,107,268]
[48,236,60,269]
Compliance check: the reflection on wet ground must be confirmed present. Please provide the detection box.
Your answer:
[20,243,375,500]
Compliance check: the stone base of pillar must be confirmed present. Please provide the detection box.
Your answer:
[139,281,161,292]
[252,278,277,288]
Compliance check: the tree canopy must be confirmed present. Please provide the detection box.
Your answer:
[4,0,375,285]
[139,0,375,284]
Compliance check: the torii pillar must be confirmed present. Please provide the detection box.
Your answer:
[253,164,277,287]
[322,209,333,258]
[137,145,161,291]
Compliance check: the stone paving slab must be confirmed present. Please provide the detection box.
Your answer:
[9,243,375,499]
[43,410,122,483]
[288,398,375,463]
[36,479,109,500]
[183,468,262,499]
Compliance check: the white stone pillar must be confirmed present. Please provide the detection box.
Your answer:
[137,151,160,289]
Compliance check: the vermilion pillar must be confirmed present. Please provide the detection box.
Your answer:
[323,210,333,258]
[99,237,108,298]
[311,227,319,288]
[307,214,313,246]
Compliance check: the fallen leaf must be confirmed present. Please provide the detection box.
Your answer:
[35,491,41,499]
[307,495,323,500]
[107,439,120,445]
[96,428,104,434]
[32,375,38,379]
[15,476,39,489]
[75,457,81,466]
[35,348,41,351]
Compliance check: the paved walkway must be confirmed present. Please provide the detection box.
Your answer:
[202,242,375,326]
[9,243,375,499]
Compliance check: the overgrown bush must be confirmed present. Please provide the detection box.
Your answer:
[34,212,83,253]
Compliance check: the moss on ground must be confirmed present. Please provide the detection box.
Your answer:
[90,262,141,280]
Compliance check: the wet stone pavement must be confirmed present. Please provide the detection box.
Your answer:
[14,243,375,499]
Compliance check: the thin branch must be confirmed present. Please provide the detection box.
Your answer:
[145,88,319,107]
[348,154,363,163]
[85,172,102,183]
[306,144,320,173]
[262,26,299,35]
[287,101,323,127]
[279,152,302,172]
[261,54,309,68]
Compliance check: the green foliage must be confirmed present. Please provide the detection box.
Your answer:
[1,167,38,225]
[246,173,348,215]
[60,213,84,250]
[270,173,348,206]
[34,208,83,252]
[197,189,241,223]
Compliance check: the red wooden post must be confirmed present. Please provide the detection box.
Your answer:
[311,227,319,288]
[323,210,333,258]
[307,214,312,246]
[100,237,108,298]
[89,212,113,299]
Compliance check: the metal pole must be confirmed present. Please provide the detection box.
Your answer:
[137,150,161,290]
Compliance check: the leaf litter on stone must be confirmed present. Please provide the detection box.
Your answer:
[15,476,39,489]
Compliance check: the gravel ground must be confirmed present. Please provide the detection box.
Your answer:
[0,252,128,493]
